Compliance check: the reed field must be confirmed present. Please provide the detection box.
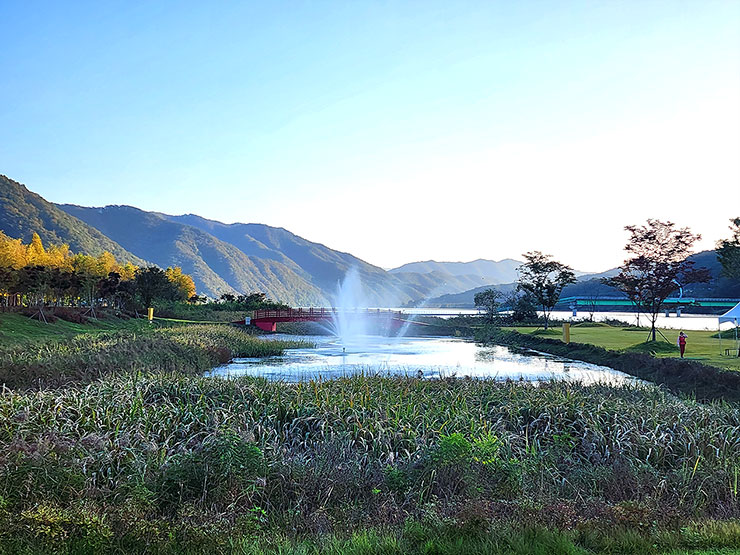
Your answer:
[1,371,739,553]
[0,321,309,389]
[0,317,739,553]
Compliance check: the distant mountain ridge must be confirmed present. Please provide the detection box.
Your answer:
[160,213,399,302]
[51,204,500,304]
[421,250,739,307]
[1,175,538,304]
[389,258,523,284]
[58,204,326,304]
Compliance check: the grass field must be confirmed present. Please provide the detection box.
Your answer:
[507,324,740,372]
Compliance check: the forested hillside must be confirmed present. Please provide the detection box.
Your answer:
[0,176,145,266]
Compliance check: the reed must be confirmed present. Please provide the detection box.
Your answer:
[1,372,738,552]
[0,324,310,389]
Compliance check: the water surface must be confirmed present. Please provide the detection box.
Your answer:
[391,308,733,331]
[209,334,633,383]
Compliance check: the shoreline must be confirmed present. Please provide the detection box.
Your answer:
[475,326,740,402]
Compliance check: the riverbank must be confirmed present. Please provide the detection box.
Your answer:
[509,324,740,372]
[476,326,740,402]
[0,313,308,390]
[1,373,739,553]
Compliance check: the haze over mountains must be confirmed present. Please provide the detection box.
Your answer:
[2,175,734,306]
[424,250,739,307]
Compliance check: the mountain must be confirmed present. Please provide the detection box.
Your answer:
[421,251,740,307]
[58,204,325,304]
[8,174,734,307]
[389,258,523,284]
[159,213,404,304]
[420,282,519,308]
[158,214,490,304]
[57,205,484,305]
[0,175,145,265]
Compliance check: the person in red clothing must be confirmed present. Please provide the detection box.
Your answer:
[677,331,687,358]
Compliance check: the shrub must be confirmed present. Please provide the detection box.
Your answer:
[431,433,472,467]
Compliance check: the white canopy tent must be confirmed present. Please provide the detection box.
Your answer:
[718,302,740,356]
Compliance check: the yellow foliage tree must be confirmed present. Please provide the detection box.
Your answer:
[0,231,28,269]
[45,243,72,269]
[119,262,137,281]
[0,230,199,307]
[96,252,118,277]
[26,233,46,265]
[165,266,197,300]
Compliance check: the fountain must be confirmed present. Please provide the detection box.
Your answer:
[328,267,373,350]
[327,267,456,346]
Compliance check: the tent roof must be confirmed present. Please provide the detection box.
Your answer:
[719,302,740,324]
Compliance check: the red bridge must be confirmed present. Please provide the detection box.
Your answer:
[250,308,405,332]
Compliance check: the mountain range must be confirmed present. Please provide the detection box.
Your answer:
[1,175,522,305]
[0,175,146,266]
[2,175,735,306]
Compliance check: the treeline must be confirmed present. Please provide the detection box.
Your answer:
[0,231,196,310]
[474,218,740,335]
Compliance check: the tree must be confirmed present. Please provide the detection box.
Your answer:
[584,293,600,322]
[474,288,502,322]
[503,290,538,322]
[517,251,576,330]
[71,254,104,306]
[165,266,197,301]
[605,219,711,342]
[26,233,46,265]
[16,265,51,306]
[716,217,740,280]
[0,266,17,306]
[0,231,27,269]
[511,292,538,322]
[98,271,122,306]
[135,266,177,307]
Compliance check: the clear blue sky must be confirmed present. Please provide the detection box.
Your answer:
[2,1,739,271]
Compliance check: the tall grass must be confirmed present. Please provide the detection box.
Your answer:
[0,324,310,389]
[1,373,738,551]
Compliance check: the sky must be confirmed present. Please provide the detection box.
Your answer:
[1,1,739,272]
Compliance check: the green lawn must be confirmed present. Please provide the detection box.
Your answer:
[507,324,740,372]
[0,311,154,345]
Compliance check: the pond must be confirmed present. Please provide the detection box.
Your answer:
[208,334,634,384]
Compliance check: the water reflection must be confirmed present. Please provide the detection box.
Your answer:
[208,335,633,384]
